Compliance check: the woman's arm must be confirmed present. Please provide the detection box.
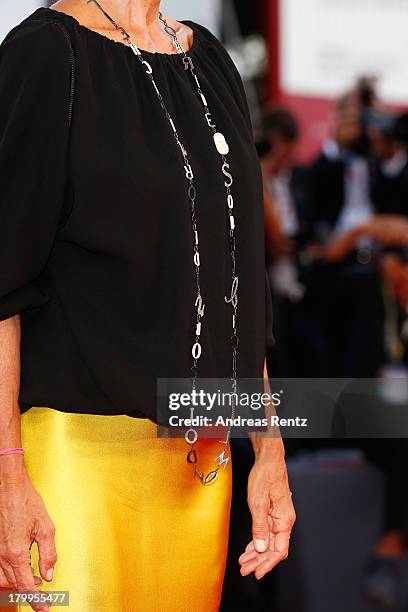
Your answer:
[239,360,296,579]
[0,21,74,612]
[0,316,57,612]
[263,179,287,260]
[0,317,24,456]
[262,172,293,261]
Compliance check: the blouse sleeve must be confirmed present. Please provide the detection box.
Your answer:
[0,20,73,321]
[265,269,275,348]
[192,22,275,350]
[190,22,254,134]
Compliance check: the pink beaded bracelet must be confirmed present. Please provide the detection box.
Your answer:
[0,448,24,456]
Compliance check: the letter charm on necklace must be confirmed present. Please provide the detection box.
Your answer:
[225,276,239,308]
[142,60,153,75]
[215,449,230,469]
[205,112,216,128]
[222,162,233,188]
[183,56,194,71]
[184,163,194,180]
[195,295,205,318]
[187,449,197,464]
[195,468,219,485]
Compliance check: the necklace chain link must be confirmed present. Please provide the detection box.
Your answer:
[89,1,239,485]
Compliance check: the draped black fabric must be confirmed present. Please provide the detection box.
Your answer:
[0,7,269,420]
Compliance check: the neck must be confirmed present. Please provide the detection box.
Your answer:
[88,0,161,30]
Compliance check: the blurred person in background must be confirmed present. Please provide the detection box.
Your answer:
[259,107,324,378]
[282,97,408,611]
[306,78,386,378]
[382,252,408,313]
[318,111,408,367]
[300,212,408,609]
[371,113,408,218]
[356,218,408,611]
[363,116,408,607]
[304,101,408,610]
[314,112,408,606]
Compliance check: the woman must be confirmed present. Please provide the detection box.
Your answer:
[0,1,295,611]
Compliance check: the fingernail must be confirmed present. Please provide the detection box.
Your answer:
[255,539,266,552]
[46,568,53,581]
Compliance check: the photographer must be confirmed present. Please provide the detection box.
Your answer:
[371,113,408,218]
[306,78,386,378]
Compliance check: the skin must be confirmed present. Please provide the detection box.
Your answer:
[262,176,291,261]
[262,135,298,176]
[261,137,299,260]
[51,0,194,52]
[381,254,408,308]
[0,317,56,612]
[321,215,408,263]
[332,83,382,151]
[244,363,295,580]
[0,3,295,609]
[374,530,407,560]
[369,127,401,162]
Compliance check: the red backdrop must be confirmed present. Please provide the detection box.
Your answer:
[262,0,334,163]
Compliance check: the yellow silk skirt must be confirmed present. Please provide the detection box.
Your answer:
[17,407,232,612]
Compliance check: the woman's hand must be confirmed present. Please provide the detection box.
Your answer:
[239,438,296,580]
[0,460,57,612]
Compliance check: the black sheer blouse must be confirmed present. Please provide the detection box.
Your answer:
[0,7,270,420]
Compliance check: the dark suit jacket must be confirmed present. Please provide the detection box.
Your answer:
[371,160,408,217]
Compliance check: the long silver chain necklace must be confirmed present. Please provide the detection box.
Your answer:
[88,1,239,485]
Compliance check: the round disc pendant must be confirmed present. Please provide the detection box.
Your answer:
[214,132,230,155]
